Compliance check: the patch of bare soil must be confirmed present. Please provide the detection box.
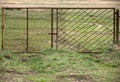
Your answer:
[56,75,93,82]
[115,77,120,82]
[0,72,29,82]
[0,69,38,82]
[114,43,120,50]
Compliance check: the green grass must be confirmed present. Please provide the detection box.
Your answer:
[0,49,120,82]
[0,9,120,82]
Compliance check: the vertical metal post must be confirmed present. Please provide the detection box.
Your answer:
[113,9,116,43]
[2,8,4,50]
[116,9,119,43]
[26,8,29,52]
[56,9,58,49]
[51,9,54,48]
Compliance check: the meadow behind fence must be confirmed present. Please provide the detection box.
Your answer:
[0,7,120,52]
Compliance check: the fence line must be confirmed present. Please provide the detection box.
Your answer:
[1,7,119,52]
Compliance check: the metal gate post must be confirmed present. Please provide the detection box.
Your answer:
[56,9,58,49]
[26,8,29,52]
[51,9,54,48]
[113,9,116,44]
[116,9,119,43]
[2,8,4,50]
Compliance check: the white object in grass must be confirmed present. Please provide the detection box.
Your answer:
[98,24,103,27]
[95,23,103,31]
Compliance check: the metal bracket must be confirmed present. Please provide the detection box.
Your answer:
[115,12,117,14]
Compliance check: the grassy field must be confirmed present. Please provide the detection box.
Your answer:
[0,49,120,82]
[0,8,120,82]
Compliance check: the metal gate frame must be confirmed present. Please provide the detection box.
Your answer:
[1,7,56,52]
[1,7,120,52]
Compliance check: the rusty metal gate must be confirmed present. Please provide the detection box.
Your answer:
[3,8,26,52]
[1,7,119,52]
[2,8,53,52]
[57,8,119,52]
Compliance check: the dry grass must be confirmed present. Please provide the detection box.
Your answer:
[0,0,120,8]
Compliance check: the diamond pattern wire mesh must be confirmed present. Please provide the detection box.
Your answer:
[57,9,114,52]
[4,9,26,52]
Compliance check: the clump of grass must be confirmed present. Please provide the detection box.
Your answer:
[0,51,16,61]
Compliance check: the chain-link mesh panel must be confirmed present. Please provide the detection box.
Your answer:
[28,9,51,52]
[4,9,26,52]
[57,9,114,52]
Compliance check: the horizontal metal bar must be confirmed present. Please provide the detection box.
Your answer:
[48,33,57,35]
[78,51,101,53]
[2,7,115,9]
